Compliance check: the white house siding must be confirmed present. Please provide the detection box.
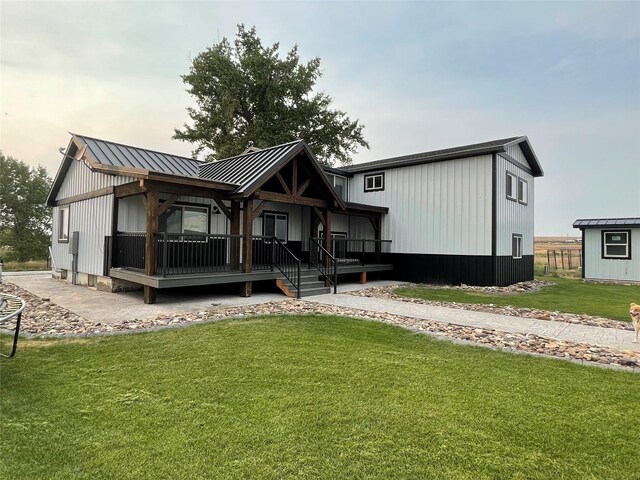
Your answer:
[495,157,535,256]
[55,159,135,200]
[584,228,640,282]
[251,202,304,241]
[347,154,493,255]
[504,143,529,169]
[51,195,114,276]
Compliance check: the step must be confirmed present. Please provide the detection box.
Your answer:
[298,286,332,297]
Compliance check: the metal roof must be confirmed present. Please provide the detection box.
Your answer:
[198,140,303,193]
[573,218,640,229]
[338,136,543,176]
[73,133,202,177]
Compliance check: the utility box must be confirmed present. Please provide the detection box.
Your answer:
[69,231,79,255]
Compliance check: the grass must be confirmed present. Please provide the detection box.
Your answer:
[395,276,638,321]
[1,259,48,272]
[2,315,639,479]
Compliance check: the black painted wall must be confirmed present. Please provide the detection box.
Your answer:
[381,253,534,286]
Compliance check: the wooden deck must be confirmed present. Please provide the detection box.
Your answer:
[110,264,393,289]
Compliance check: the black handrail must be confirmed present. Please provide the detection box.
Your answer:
[271,237,301,299]
[309,237,338,294]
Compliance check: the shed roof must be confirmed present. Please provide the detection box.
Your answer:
[338,136,544,176]
[573,218,640,229]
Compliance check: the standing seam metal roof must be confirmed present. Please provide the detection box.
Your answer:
[198,140,303,193]
[573,218,640,228]
[73,133,203,177]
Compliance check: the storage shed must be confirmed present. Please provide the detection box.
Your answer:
[573,218,640,283]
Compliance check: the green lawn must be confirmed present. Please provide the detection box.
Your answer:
[2,315,639,479]
[395,276,639,321]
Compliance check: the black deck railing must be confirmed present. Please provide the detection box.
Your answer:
[309,238,338,294]
[271,237,301,298]
[112,233,146,271]
[316,238,392,266]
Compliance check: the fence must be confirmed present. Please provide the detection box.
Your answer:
[546,249,582,270]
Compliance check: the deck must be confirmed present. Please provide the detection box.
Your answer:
[110,264,393,289]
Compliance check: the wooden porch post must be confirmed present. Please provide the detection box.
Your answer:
[230,201,241,271]
[241,198,253,297]
[144,190,159,304]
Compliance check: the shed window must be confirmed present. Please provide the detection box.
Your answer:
[263,212,288,243]
[602,231,631,259]
[517,178,528,205]
[512,234,522,259]
[58,206,69,242]
[159,205,209,235]
[364,173,384,192]
[506,173,517,201]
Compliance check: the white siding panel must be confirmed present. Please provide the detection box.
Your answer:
[348,155,493,255]
[56,160,135,199]
[251,202,303,241]
[496,158,535,256]
[505,144,529,168]
[51,195,114,276]
[584,228,640,282]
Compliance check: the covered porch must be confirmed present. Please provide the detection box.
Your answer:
[106,141,391,303]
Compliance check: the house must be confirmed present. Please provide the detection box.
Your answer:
[573,218,640,283]
[47,134,543,303]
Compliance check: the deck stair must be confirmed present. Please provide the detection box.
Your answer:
[275,271,331,298]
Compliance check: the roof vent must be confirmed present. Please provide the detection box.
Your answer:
[242,140,262,154]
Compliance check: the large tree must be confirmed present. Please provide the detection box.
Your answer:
[174,25,368,166]
[0,153,52,262]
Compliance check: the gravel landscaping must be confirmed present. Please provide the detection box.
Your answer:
[349,282,635,331]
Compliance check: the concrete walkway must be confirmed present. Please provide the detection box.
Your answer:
[308,293,640,352]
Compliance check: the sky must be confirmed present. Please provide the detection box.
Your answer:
[1,1,639,235]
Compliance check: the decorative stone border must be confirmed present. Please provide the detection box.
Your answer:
[348,284,634,331]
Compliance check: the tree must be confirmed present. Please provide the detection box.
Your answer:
[0,153,52,262]
[174,25,368,166]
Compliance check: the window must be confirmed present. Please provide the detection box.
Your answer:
[58,206,69,242]
[506,173,517,200]
[364,173,384,192]
[159,204,209,235]
[326,173,348,200]
[602,230,631,259]
[517,178,528,205]
[263,212,288,242]
[512,234,522,259]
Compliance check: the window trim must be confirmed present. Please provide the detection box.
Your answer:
[601,229,631,260]
[327,173,348,201]
[58,205,70,243]
[512,234,523,259]
[506,172,517,201]
[517,177,528,205]
[262,211,289,243]
[364,172,385,192]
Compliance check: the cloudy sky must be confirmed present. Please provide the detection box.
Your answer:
[1,1,639,235]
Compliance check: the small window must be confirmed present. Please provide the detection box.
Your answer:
[602,231,631,259]
[326,173,348,200]
[58,206,70,242]
[517,178,528,205]
[263,212,288,243]
[364,173,384,192]
[512,234,522,259]
[506,172,517,201]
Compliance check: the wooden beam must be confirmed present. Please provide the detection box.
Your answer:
[275,171,291,195]
[241,199,253,296]
[313,207,326,226]
[212,194,232,220]
[144,190,159,304]
[324,209,332,281]
[254,190,328,208]
[53,186,115,206]
[292,158,298,195]
[158,194,179,216]
[230,202,241,271]
[140,179,231,201]
[252,200,266,219]
[297,178,311,196]
[114,182,147,199]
